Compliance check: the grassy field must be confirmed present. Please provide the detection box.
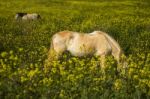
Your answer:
[0,0,150,99]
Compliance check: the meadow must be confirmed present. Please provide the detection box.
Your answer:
[0,0,150,99]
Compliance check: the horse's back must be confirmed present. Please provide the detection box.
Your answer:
[65,31,109,56]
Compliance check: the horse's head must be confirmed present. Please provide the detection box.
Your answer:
[15,13,27,19]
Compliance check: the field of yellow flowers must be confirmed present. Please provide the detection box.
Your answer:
[0,0,150,98]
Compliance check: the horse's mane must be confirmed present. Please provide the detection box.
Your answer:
[96,31,123,60]
[98,31,121,50]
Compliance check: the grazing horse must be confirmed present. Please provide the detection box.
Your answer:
[46,30,125,69]
[15,13,41,20]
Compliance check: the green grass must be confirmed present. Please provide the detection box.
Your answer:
[0,0,149,54]
[0,0,150,99]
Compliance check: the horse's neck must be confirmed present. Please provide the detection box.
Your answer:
[97,31,121,51]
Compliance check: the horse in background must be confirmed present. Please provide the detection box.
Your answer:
[15,13,41,20]
[45,30,126,70]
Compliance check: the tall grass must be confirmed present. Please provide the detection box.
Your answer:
[0,0,150,98]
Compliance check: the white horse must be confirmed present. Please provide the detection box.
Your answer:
[46,30,125,69]
[15,13,41,20]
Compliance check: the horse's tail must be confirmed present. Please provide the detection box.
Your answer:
[49,36,55,54]
[44,38,54,72]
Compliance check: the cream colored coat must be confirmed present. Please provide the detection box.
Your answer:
[46,31,124,68]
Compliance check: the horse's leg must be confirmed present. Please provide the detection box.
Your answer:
[95,51,107,72]
[100,55,106,69]
[112,51,128,71]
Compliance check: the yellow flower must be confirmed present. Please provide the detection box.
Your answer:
[114,79,122,91]
[1,52,7,58]
[133,75,138,80]
[18,48,24,52]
